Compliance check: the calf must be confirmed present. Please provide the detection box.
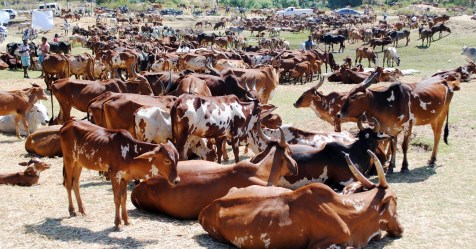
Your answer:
[0,102,48,136]
[60,120,180,231]
[383,47,401,67]
[199,150,403,249]
[0,158,50,186]
[289,61,313,84]
[25,125,62,157]
[131,128,297,219]
[0,84,48,139]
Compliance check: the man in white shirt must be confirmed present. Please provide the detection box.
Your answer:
[19,39,30,78]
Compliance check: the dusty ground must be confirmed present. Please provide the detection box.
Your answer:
[0,14,475,249]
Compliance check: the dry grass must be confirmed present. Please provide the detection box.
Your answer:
[0,14,475,249]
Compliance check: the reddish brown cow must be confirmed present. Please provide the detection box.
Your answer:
[355,46,378,67]
[337,70,460,172]
[60,120,180,231]
[25,125,62,157]
[131,128,297,219]
[0,158,50,186]
[0,84,48,139]
[42,54,71,90]
[51,76,153,124]
[289,61,313,84]
[170,74,212,97]
[100,49,138,80]
[199,151,403,249]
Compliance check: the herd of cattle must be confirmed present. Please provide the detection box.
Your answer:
[0,7,475,248]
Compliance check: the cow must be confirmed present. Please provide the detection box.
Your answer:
[214,59,250,71]
[387,30,410,47]
[418,27,433,47]
[199,150,403,249]
[49,41,72,54]
[355,46,377,67]
[0,102,48,136]
[319,34,346,52]
[51,76,153,124]
[68,53,95,80]
[60,120,180,231]
[171,94,272,163]
[213,21,226,30]
[25,125,62,157]
[431,23,451,40]
[100,49,138,80]
[369,36,393,52]
[383,47,401,67]
[130,128,297,219]
[461,45,476,62]
[69,35,88,48]
[169,74,212,97]
[0,158,50,186]
[93,60,108,80]
[42,54,71,90]
[0,84,48,139]
[289,61,313,84]
[337,70,460,172]
[227,26,245,35]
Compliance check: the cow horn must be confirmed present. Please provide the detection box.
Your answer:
[370,117,380,133]
[357,115,366,131]
[257,120,272,145]
[252,77,257,91]
[367,149,388,188]
[362,70,379,89]
[164,71,173,93]
[157,78,165,95]
[244,82,250,92]
[465,57,475,64]
[315,76,324,89]
[278,127,287,147]
[344,152,375,189]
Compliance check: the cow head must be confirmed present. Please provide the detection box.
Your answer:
[337,70,380,122]
[30,84,48,101]
[28,102,49,126]
[134,141,180,186]
[345,150,403,237]
[19,158,51,176]
[293,76,325,108]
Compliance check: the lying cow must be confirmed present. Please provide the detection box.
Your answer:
[0,102,48,136]
[0,158,50,186]
[25,125,62,157]
[199,150,403,249]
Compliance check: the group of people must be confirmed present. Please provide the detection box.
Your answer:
[19,36,53,79]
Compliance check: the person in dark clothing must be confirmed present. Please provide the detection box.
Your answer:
[305,36,313,50]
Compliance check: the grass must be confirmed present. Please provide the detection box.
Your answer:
[0,14,476,249]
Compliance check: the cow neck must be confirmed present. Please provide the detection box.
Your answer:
[25,89,41,108]
[333,188,385,247]
[310,96,334,124]
[253,146,282,186]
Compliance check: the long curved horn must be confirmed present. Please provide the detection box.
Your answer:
[315,76,325,89]
[367,150,388,188]
[357,115,366,131]
[344,152,375,189]
[252,77,257,91]
[257,120,272,145]
[278,127,287,147]
[362,70,379,89]
[370,117,380,133]
[164,71,173,93]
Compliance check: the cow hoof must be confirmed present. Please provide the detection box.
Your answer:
[400,168,409,173]
[69,211,77,217]
[386,167,394,174]
[114,226,122,232]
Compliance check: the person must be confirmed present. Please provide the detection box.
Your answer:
[305,36,313,50]
[19,39,30,78]
[411,15,417,23]
[64,19,70,36]
[383,11,388,21]
[53,33,59,42]
[38,37,50,78]
[23,28,30,41]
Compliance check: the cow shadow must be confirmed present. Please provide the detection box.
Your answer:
[193,234,233,248]
[127,208,197,228]
[367,233,404,248]
[415,45,430,49]
[24,217,157,247]
[385,165,436,184]
[80,181,111,188]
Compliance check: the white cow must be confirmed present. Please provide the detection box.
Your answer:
[0,102,49,136]
[383,47,401,67]
[462,45,476,62]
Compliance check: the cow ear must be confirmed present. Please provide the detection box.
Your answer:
[134,150,157,160]
[18,161,29,166]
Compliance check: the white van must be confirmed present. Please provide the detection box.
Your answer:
[38,2,61,17]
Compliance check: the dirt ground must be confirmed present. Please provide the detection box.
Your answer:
[0,14,475,249]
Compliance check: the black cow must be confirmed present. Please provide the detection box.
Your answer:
[319,34,346,53]
[387,30,410,47]
[197,33,217,46]
[431,23,451,40]
[6,42,37,57]
[49,42,72,54]
[250,117,390,191]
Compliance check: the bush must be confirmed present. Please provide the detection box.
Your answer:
[327,0,363,9]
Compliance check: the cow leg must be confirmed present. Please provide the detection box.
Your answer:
[72,165,86,215]
[428,113,447,167]
[120,180,130,225]
[216,137,225,164]
[387,137,398,174]
[401,126,412,172]
[14,115,21,139]
[63,159,77,216]
[20,115,30,137]
[111,177,122,231]
[231,139,240,163]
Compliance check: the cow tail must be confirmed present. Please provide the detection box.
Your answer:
[87,53,95,80]
[170,104,178,144]
[443,109,449,145]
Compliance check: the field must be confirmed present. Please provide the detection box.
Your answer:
[0,12,475,249]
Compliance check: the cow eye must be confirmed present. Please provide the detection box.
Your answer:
[164,159,171,164]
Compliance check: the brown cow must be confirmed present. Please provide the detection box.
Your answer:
[0,84,48,139]
[67,53,95,80]
[337,70,460,172]
[355,46,378,67]
[199,150,403,249]
[42,54,71,90]
[60,120,180,231]
[52,76,153,124]
[25,125,62,157]
[131,128,297,219]
[100,49,138,80]
[289,61,313,84]
[0,158,50,186]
